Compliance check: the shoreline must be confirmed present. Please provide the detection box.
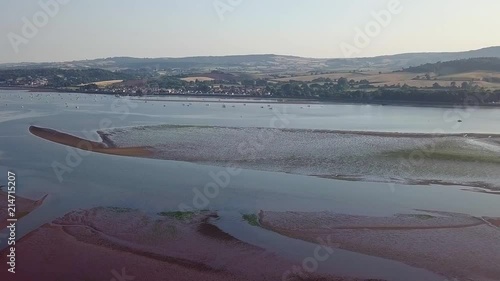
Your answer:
[29,126,153,157]
[29,125,500,191]
[2,86,500,108]
[105,123,500,139]
[314,174,500,192]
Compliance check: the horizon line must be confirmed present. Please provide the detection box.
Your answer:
[1,45,499,65]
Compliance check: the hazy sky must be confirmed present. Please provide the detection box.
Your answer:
[1,0,500,63]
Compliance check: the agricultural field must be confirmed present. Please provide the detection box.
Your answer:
[180,76,215,82]
[271,70,500,89]
[79,79,123,88]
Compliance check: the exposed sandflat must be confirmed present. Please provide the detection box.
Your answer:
[101,125,500,190]
[259,211,500,281]
[29,126,153,157]
[0,208,368,281]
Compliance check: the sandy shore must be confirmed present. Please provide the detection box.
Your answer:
[29,124,500,191]
[29,126,153,157]
[258,210,500,281]
[0,208,377,281]
[29,124,500,190]
[102,125,500,191]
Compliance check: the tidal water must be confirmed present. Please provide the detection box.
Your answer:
[1,89,500,281]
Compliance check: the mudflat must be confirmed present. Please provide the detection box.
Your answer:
[259,210,500,281]
[29,126,153,157]
[101,125,500,190]
[0,208,376,281]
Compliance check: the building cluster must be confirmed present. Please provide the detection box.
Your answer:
[89,84,272,96]
[1,77,49,87]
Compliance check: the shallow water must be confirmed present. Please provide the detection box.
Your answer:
[1,89,500,280]
[214,212,445,281]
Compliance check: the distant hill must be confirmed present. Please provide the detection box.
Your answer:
[2,47,500,73]
[80,54,287,69]
[326,47,500,71]
[0,55,331,75]
[401,57,500,75]
[0,68,132,87]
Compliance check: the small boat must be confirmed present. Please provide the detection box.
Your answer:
[457,120,463,123]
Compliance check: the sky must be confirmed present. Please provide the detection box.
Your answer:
[1,0,500,63]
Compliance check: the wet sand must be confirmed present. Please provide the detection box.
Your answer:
[258,211,500,281]
[102,125,500,191]
[0,191,46,229]
[486,218,500,227]
[0,208,374,281]
[29,124,500,190]
[29,126,153,157]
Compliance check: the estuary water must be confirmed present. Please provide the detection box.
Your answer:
[1,89,500,281]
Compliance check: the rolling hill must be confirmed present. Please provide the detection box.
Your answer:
[1,47,500,74]
[402,57,500,75]
[326,46,500,71]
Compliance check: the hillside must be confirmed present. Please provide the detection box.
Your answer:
[0,68,133,88]
[401,57,500,75]
[2,47,500,73]
[0,55,327,74]
[328,46,500,70]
